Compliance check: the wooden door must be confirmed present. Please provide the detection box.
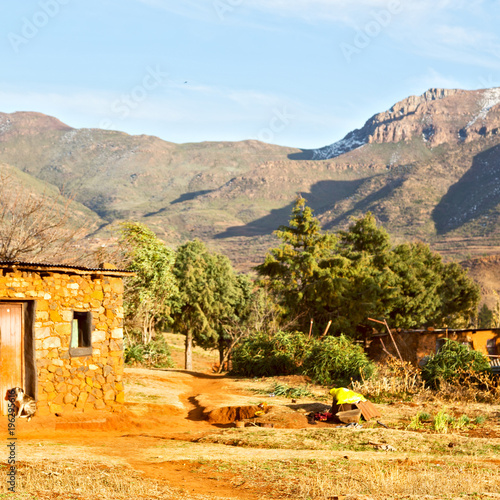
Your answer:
[0,303,23,415]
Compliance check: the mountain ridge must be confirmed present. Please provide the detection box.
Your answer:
[291,87,500,161]
[3,87,500,270]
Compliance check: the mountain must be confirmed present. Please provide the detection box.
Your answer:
[293,87,500,160]
[3,87,500,270]
[462,255,500,310]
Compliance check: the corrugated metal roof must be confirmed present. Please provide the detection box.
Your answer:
[0,261,134,277]
[371,327,500,338]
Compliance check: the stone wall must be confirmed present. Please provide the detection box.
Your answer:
[0,269,125,415]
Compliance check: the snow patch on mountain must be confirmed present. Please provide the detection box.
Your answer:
[467,88,500,128]
[0,116,12,135]
[311,131,367,160]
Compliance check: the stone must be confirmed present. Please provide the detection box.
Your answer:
[44,381,55,393]
[104,389,115,401]
[37,327,51,340]
[62,404,75,414]
[37,407,51,417]
[94,400,106,410]
[37,311,49,321]
[55,323,71,336]
[111,328,123,339]
[91,388,103,398]
[64,393,76,404]
[61,310,74,322]
[55,383,67,393]
[49,310,62,322]
[77,392,88,405]
[42,336,61,349]
[92,330,107,343]
[49,403,63,414]
[53,393,65,405]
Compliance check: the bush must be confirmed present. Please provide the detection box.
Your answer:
[231,331,375,386]
[231,330,309,377]
[421,339,491,389]
[124,333,174,369]
[304,334,375,386]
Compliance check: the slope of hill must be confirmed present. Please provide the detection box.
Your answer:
[3,87,500,270]
[462,255,500,310]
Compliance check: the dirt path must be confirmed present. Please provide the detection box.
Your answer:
[11,368,278,499]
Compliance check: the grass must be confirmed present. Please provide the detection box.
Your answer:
[433,409,451,434]
[0,461,227,500]
[351,358,424,403]
[227,458,500,499]
[3,457,500,500]
[198,426,499,456]
[0,461,171,499]
[253,381,320,400]
[351,358,500,405]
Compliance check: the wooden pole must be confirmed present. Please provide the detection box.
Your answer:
[319,320,332,339]
[308,319,314,339]
[368,317,403,362]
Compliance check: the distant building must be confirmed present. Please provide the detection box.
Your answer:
[368,327,500,372]
[0,261,133,417]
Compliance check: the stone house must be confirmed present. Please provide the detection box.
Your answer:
[368,327,500,368]
[0,261,133,417]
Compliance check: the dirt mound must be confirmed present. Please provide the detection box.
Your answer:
[207,405,264,424]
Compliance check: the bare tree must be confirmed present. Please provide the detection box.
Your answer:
[0,171,89,263]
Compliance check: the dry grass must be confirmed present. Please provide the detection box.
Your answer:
[428,371,500,404]
[0,461,225,500]
[351,359,500,404]
[228,458,500,499]
[351,359,425,402]
[199,426,500,456]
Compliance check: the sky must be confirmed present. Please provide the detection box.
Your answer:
[2,0,500,149]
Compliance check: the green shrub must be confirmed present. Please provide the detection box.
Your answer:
[124,343,145,365]
[304,334,375,386]
[270,382,314,399]
[231,331,375,386]
[433,409,451,433]
[124,333,174,369]
[421,339,491,389]
[231,330,309,377]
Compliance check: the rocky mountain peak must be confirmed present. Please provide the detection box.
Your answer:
[307,87,500,160]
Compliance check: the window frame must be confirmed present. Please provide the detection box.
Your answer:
[69,311,93,357]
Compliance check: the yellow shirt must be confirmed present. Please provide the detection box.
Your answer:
[330,387,366,404]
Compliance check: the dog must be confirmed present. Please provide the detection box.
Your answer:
[10,387,36,421]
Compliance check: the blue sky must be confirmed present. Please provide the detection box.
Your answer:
[2,0,500,149]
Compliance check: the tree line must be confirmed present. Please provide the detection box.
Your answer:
[119,196,481,369]
[0,178,482,368]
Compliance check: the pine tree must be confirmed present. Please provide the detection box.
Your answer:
[256,196,337,329]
